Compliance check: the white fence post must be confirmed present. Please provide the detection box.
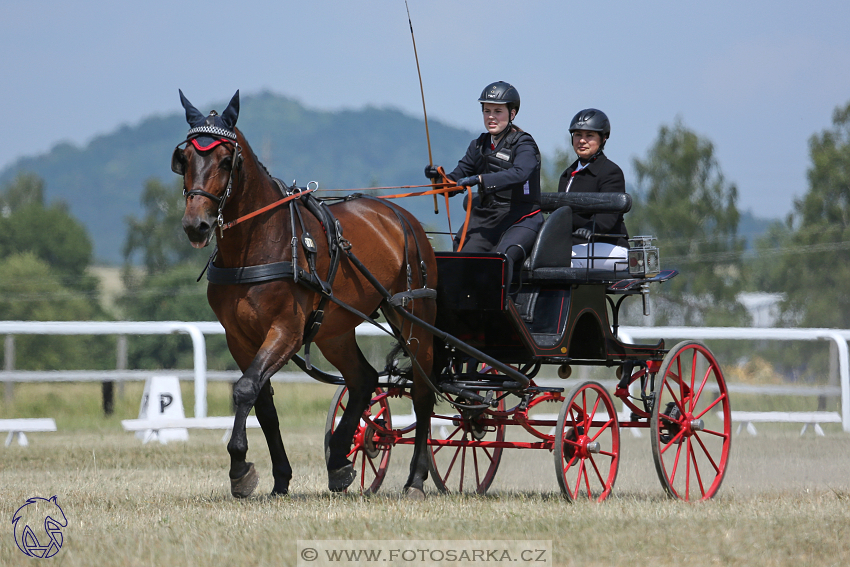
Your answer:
[3,335,13,405]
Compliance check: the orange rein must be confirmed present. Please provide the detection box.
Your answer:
[376,167,473,251]
[219,187,316,231]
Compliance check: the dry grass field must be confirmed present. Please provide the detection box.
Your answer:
[2,382,850,566]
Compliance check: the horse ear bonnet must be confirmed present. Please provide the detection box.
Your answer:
[179,89,240,150]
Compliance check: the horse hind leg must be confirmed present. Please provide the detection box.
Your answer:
[254,380,293,496]
[317,330,379,492]
[384,301,437,499]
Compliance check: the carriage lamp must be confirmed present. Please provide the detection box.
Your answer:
[628,236,660,277]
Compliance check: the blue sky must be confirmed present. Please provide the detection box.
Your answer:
[2,0,849,218]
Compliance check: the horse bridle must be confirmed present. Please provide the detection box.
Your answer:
[172,125,243,231]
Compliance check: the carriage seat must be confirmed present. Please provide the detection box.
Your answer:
[521,192,632,284]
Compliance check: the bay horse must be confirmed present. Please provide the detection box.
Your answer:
[174,90,438,499]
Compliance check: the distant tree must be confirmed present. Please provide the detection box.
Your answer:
[755,101,850,328]
[0,253,113,370]
[541,144,575,193]
[628,121,747,326]
[123,178,196,274]
[120,178,235,370]
[0,171,44,211]
[0,172,97,291]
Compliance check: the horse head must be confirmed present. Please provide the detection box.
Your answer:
[173,89,242,248]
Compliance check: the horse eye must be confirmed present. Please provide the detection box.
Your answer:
[220,156,233,170]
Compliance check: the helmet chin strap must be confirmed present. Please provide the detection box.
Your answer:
[578,149,604,165]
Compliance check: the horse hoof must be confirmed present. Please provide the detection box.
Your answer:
[231,463,259,498]
[405,486,426,501]
[328,465,356,492]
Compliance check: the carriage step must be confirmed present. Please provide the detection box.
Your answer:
[439,383,499,407]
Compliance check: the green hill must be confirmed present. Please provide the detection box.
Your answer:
[0,91,474,263]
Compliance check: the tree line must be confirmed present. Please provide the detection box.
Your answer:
[3,101,850,374]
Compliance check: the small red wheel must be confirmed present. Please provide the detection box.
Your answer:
[553,381,620,502]
[324,386,395,494]
[650,341,732,501]
[428,391,506,494]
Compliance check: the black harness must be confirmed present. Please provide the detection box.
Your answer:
[205,186,436,369]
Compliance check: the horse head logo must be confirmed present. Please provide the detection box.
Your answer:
[12,496,67,558]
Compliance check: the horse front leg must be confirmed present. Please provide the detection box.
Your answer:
[228,330,300,498]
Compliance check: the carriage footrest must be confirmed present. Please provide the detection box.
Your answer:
[388,288,437,308]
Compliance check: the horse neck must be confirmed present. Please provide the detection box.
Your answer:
[215,133,292,264]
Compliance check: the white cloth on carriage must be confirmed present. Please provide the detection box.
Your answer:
[571,242,628,271]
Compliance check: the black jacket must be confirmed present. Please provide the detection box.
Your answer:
[557,152,629,248]
[446,128,542,252]
[448,129,541,217]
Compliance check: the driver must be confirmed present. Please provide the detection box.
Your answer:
[426,81,543,273]
[557,109,629,270]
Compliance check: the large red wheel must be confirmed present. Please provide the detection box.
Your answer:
[650,341,732,501]
[324,386,397,494]
[428,391,506,494]
[553,381,620,501]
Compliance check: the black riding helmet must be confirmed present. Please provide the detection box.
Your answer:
[569,108,610,148]
[479,81,521,116]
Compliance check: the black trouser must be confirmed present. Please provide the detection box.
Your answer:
[454,211,543,281]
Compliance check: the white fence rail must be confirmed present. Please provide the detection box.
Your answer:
[1,322,848,432]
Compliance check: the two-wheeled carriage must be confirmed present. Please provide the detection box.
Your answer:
[322,192,732,502]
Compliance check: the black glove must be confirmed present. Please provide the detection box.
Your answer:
[573,228,593,241]
[424,165,441,180]
[456,175,480,187]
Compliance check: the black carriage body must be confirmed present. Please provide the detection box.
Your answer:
[435,251,662,366]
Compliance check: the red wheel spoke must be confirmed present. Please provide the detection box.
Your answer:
[668,438,684,484]
[482,446,496,465]
[588,395,602,427]
[685,437,692,501]
[442,446,461,483]
[676,355,684,402]
[360,453,367,490]
[581,391,588,428]
[693,433,721,474]
[432,425,462,455]
[573,459,585,496]
[583,459,593,497]
[563,452,578,474]
[663,380,686,415]
[689,350,698,411]
[598,449,617,457]
[694,393,726,419]
[590,418,615,442]
[366,452,380,476]
[660,428,685,453]
[692,365,713,410]
[689,440,706,498]
[459,446,467,492]
[473,449,481,490]
[588,454,606,488]
[699,428,728,439]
